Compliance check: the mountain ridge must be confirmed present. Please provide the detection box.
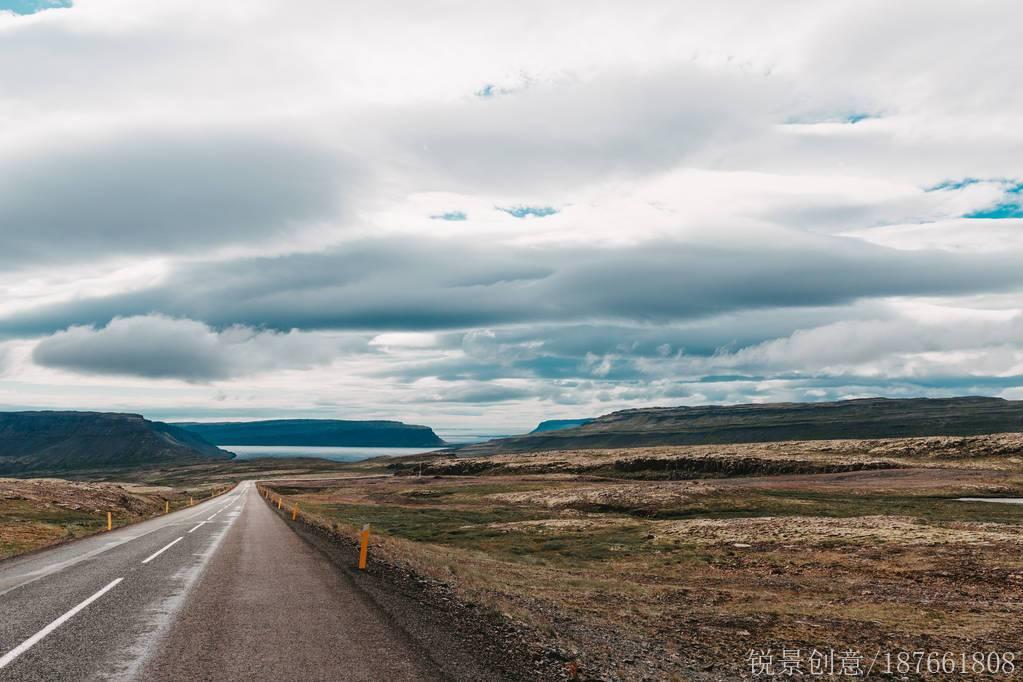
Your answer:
[530,419,594,434]
[0,411,234,475]
[176,418,446,447]
[455,397,1023,455]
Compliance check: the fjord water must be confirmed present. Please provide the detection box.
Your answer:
[958,497,1023,504]
[226,445,442,462]
[225,428,513,462]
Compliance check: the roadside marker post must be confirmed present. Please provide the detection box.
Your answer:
[165,500,169,514]
[277,498,282,510]
[189,497,194,506]
[291,505,298,521]
[106,512,112,531]
[358,525,370,570]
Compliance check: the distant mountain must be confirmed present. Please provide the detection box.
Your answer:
[456,397,1023,455]
[0,411,234,475]
[530,419,594,434]
[176,419,446,447]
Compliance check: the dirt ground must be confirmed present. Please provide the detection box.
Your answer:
[264,436,1023,680]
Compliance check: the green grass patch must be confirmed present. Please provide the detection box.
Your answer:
[642,489,1023,525]
[295,499,655,564]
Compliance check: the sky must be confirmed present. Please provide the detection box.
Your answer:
[1,0,1022,431]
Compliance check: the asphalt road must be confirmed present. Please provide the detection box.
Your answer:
[0,481,442,681]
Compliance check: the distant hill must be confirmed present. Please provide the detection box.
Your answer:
[530,419,594,434]
[456,397,1023,455]
[0,411,234,475]
[176,419,446,447]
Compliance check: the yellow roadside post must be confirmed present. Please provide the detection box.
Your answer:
[107,511,112,531]
[277,497,282,510]
[291,504,298,521]
[358,525,370,570]
[165,500,170,514]
[189,496,194,506]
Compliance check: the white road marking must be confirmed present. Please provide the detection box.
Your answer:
[113,486,250,680]
[207,505,231,520]
[187,522,205,534]
[0,577,123,669]
[141,537,183,565]
[0,488,244,597]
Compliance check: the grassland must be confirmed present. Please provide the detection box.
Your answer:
[262,434,1023,680]
[0,457,365,561]
[0,477,235,559]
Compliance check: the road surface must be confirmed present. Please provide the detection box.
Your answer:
[0,481,443,681]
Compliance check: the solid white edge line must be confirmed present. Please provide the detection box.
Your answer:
[187,522,205,534]
[0,485,247,599]
[0,577,123,669]
[141,537,183,565]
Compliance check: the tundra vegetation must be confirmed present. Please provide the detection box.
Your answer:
[0,458,354,559]
[263,434,1023,680]
[0,478,225,559]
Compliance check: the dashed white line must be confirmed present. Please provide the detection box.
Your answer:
[0,577,123,669]
[0,486,246,599]
[141,537,183,565]
[187,522,205,534]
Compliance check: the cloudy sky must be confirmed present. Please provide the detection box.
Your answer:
[1,0,1021,431]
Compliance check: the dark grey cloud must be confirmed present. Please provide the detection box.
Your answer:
[33,317,233,380]
[32,315,369,381]
[3,234,1022,338]
[423,383,540,403]
[0,129,351,270]
[451,306,889,363]
[380,311,902,386]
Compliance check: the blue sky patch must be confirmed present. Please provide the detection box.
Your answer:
[926,177,983,192]
[784,112,878,125]
[475,83,496,98]
[843,113,874,124]
[430,211,467,221]
[497,205,558,219]
[925,178,1023,218]
[0,0,71,15]
[966,202,1023,219]
[963,181,1023,219]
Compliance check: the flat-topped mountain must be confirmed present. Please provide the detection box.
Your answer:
[530,419,594,434]
[176,419,445,447]
[0,411,234,475]
[456,397,1023,455]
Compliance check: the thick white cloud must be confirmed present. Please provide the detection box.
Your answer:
[0,129,354,271]
[1,0,1022,424]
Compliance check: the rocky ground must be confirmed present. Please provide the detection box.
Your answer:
[264,433,1023,680]
[384,432,1023,479]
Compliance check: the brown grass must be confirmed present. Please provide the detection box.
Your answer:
[261,457,1023,680]
[0,477,232,560]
